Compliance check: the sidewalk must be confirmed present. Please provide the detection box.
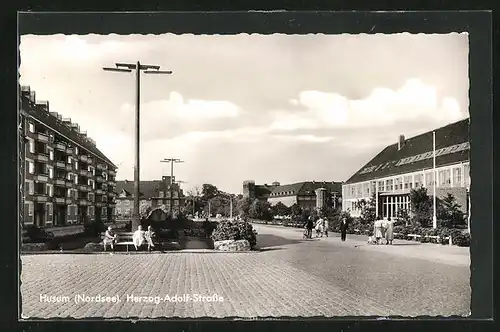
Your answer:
[252,224,470,267]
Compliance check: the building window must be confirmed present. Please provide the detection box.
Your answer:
[464,164,470,187]
[48,167,53,179]
[439,169,451,187]
[29,140,35,153]
[74,175,78,184]
[46,184,53,197]
[28,161,34,174]
[125,200,130,206]
[75,161,79,170]
[116,208,122,215]
[403,175,412,189]
[394,177,402,190]
[75,147,79,155]
[88,193,94,202]
[363,183,369,195]
[28,202,34,216]
[385,179,394,191]
[453,167,462,187]
[159,191,164,198]
[377,181,384,192]
[425,172,435,187]
[68,156,72,164]
[414,174,423,188]
[29,123,35,133]
[49,149,54,160]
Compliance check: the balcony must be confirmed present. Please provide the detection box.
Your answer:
[78,199,89,206]
[107,191,115,197]
[95,189,104,195]
[78,185,90,192]
[54,142,66,151]
[53,197,65,204]
[66,147,74,155]
[55,161,66,169]
[54,178,66,186]
[96,164,105,170]
[33,174,49,183]
[107,180,115,186]
[87,157,93,165]
[79,155,89,163]
[95,176,104,183]
[65,180,74,188]
[65,164,73,171]
[95,202,104,208]
[35,133,49,143]
[32,194,49,202]
[79,169,91,177]
[65,198,73,204]
[108,170,116,176]
[33,153,49,163]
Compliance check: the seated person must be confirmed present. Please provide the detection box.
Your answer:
[132,225,146,250]
[144,225,155,251]
[103,226,117,251]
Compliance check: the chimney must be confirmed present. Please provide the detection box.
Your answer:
[398,134,405,150]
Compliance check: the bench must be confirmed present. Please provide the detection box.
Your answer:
[101,232,159,252]
[404,233,452,245]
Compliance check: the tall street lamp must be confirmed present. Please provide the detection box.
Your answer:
[160,158,184,216]
[103,62,172,230]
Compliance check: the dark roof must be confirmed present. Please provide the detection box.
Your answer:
[345,118,469,184]
[115,181,161,199]
[115,180,185,199]
[20,88,117,168]
[270,181,342,197]
[254,184,278,198]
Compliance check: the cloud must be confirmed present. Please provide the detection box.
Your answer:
[269,78,468,131]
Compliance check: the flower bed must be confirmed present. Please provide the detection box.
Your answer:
[211,220,257,249]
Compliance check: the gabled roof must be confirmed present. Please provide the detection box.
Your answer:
[115,181,161,199]
[270,181,343,197]
[20,88,117,169]
[345,118,469,184]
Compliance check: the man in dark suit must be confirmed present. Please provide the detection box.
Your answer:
[340,217,348,241]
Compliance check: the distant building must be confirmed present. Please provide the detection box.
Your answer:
[342,118,470,220]
[20,86,117,228]
[115,176,185,218]
[243,180,342,210]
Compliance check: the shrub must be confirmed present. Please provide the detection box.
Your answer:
[25,225,54,243]
[83,220,106,237]
[202,220,219,237]
[211,220,257,248]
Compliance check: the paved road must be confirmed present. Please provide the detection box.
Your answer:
[20,224,470,318]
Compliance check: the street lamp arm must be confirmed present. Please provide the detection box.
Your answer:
[103,67,132,73]
[144,70,173,74]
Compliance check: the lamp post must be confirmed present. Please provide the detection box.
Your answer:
[160,158,184,216]
[103,62,172,230]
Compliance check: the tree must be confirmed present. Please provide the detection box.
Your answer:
[236,197,253,218]
[409,187,432,227]
[289,203,303,221]
[359,193,376,223]
[437,193,466,228]
[206,196,231,217]
[202,184,219,200]
[249,199,273,221]
[270,202,290,217]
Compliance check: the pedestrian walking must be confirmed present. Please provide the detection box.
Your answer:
[323,217,329,237]
[384,216,394,245]
[315,217,324,237]
[374,217,384,245]
[103,226,117,252]
[303,216,314,239]
[340,217,348,241]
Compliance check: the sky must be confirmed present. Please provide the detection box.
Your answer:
[19,33,469,194]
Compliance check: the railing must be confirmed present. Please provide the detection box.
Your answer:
[65,164,73,171]
[95,176,104,182]
[54,142,66,151]
[65,180,74,187]
[34,174,49,182]
[96,164,105,170]
[55,161,66,168]
[54,178,66,186]
[35,133,49,143]
[34,154,49,162]
[79,155,88,163]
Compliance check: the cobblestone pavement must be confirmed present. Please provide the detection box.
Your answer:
[20,224,471,319]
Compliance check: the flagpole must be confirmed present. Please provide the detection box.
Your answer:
[432,131,437,229]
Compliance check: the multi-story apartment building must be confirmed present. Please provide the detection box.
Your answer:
[342,118,470,221]
[115,176,186,218]
[20,86,118,227]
